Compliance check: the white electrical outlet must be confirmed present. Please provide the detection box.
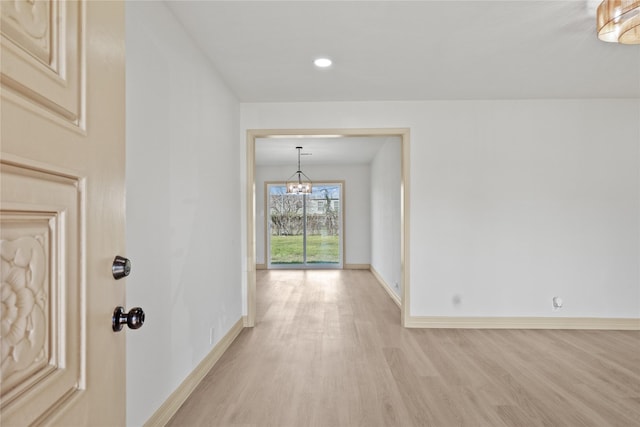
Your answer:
[552,297,563,310]
[209,327,215,345]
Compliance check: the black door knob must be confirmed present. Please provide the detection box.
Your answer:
[112,306,145,332]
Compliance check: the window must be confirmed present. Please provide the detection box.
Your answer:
[267,183,343,268]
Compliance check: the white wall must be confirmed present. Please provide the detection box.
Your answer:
[370,139,402,296]
[255,163,371,266]
[126,3,241,426]
[241,100,640,319]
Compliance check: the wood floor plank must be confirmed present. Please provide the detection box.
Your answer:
[167,270,640,427]
[475,330,615,427]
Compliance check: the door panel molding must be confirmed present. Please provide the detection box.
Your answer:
[0,158,84,425]
[1,0,85,128]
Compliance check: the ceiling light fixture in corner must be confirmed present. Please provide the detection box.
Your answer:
[597,0,640,44]
[314,58,333,68]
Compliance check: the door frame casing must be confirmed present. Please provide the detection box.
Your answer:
[246,128,410,327]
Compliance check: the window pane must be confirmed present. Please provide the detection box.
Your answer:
[306,185,340,264]
[268,186,303,264]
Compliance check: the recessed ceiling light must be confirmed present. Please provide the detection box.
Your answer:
[314,58,332,68]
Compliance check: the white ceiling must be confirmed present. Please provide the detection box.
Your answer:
[255,136,393,166]
[165,0,639,164]
[166,0,640,103]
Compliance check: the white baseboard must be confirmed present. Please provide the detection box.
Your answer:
[404,316,640,330]
[344,263,371,270]
[370,265,401,308]
[143,317,245,427]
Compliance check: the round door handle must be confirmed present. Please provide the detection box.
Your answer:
[112,306,145,332]
[112,256,131,280]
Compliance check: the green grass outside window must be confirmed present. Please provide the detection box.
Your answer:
[270,235,339,264]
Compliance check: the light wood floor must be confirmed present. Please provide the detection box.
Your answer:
[168,270,640,427]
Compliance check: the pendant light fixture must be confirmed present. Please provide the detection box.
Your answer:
[597,0,640,44]
[286,146,312,194]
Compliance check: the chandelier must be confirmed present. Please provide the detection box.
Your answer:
[285,146,312,194]
[597,0,640,44]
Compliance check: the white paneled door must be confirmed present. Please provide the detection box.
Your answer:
[1,1,127,425]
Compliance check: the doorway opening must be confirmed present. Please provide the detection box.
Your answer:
[246,128,410,327]
[267,182,343,269]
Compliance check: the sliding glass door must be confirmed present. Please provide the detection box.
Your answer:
[267,182,343,269]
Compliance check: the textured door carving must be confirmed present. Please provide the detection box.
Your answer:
[1,234,49,390]
[0,163,83,426]
[1,0,51,63]
[1,0,83,126]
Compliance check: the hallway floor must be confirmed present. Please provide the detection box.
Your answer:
[168,270,640,426]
